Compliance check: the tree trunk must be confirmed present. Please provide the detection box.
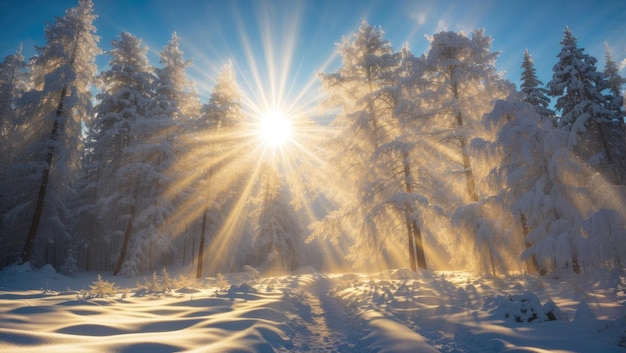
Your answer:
[520,213,539,274]
[21,85,67,264]
[21,29,82,265]
[402,150,427,270]
[196,207,207,279]
[404,208,417,271]
[113,183,138,276]
[452,84,478,202]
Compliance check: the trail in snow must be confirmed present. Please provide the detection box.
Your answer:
[270,274,359,352]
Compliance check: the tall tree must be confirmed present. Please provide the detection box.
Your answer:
[249,162,303,274]
[520,49,554,119]
[600,43,626,184]
[13,0,100,268]
[0,45,29,268]
[154,32,201,121]
[191,61,247,278]
[548,27,610,132]
[313,21,425,270]
[420,29,513,274]
[548,27,621,184]
[77,31,155,274]
[602,43,625,121]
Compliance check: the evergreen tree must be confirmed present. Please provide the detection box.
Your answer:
[520,49,554,119]
[602,44,626,184]
[154,33,201,121]
[603,43,625,121]
[77,31,155,274]
[6,0,100,268]
[199,60,244,129]
[548,27,610,133]
[548,27,622,184]
[250,162,303,274]
[0,45,29,268]
[187,61,247,277]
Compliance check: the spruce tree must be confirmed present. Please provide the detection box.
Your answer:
[0,45,29,268]
[548,27,610,133]
[78,31,155,274]
[15,0,100,267]
[603,43,625,121]
[520,49,554,119]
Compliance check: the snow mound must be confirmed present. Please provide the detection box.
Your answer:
[485,292,567,323]
[1,262,34,274]
[574,299,597,321]
[39,264,57,274]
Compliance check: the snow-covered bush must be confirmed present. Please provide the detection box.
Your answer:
[216,271,230,291]
[244,265,261,280]
[485,292,567,323]
[89,274,118,298]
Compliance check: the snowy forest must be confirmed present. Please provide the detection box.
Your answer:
[0,0,625,279]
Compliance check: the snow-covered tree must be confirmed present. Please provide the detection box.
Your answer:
[176,60,248,277]
[548,27,611,133]
[548,27,622,183]
[0,45,29,268]
[313,21,423,270]
[199,60,244,129]
[602,43,625,121]
[419,29,513,274]
[600,43,626,184]
[520,49,554,119]
[249,162,303,274]
[3,0,100,269]
[154,32,201,121]
[482,100,603,275]
[75,31,156,275]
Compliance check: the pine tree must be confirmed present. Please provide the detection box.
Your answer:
[77,31,155,274]
[12,0,100,267]
[520,49,554,119]
[250,162,303,274]
[602,43,625,121]
[155,33,201,121]
[548,27,621,184]
[601,43,626,184]
[199,60,244,129]
[190,61,247,278]
[0,45,29,268]
[548,27,610,133]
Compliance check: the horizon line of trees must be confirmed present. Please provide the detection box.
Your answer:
[0,1,624,277]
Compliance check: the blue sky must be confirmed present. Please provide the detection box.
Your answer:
[1,0,625,108]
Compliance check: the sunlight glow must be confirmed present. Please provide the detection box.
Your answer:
[259,110,292,147]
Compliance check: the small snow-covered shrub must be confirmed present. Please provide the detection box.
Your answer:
[485,292,567,323]
[160,268,172,291]
[89,274,118,297]
[216,271,230,291]
[244,265,261,280]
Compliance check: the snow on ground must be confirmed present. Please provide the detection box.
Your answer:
[1,263,625,352]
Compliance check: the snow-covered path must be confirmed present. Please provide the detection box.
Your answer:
[1,264,625,353]
[279,274,359,352]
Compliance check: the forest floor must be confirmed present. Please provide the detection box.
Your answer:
[1,263,625,352]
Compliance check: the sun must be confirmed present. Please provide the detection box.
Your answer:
[259,110,292,147]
